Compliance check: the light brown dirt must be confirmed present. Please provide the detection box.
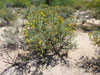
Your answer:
[42,31,96,75]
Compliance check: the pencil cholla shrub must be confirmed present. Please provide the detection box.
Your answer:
[24,10,75,56]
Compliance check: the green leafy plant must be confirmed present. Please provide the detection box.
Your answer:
[24,9,75,57]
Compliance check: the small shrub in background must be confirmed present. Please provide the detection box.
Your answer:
[43,0,87,8]
[0,8,17,24]
[3,26,23,50]
[91,9,100,19]
[62,0,88,9]
[0,1,5,9]
[88,0,100,9]
[50,0,63,6]
[38,4,49,8]
[13,0,31,8]
[50,6,75,19]
[0,0,14,8]
[30,0,46,5]
[87,0,100,19]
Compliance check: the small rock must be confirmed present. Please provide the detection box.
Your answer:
[86,19,100,27]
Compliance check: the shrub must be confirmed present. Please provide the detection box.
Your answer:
[87,0,100,19]
[30,0,46,5]
[0,0,14,8]
[13,0,31,8]
[88,0,100,9]
[0,1,5,9]
[62,0,87,9]
[89,30,100,47]
[24,9,75,57]
[43,0,87,7]
[50,6,75,18]
[50,0,63,6]
[36,5,74,19]
[0,8,17,23]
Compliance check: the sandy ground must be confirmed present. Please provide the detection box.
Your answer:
[42,31,97,75]
[0,18,24,74]
[0,27,8,74]
[69,31,96,60]
[0,29,97,75]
